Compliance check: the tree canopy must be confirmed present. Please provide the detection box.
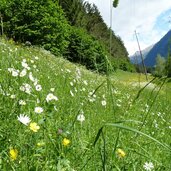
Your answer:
[0,0,134,73]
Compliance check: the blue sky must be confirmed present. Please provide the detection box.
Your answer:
[154,9,171,31]
[86,0,171,55]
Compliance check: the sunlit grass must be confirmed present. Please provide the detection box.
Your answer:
[0,38,170,170]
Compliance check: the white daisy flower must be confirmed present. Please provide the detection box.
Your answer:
[50,88,55,92]
[19,100,26,105]
[10,95,16,99]
[22,59,27,62]
[34,107,43,114]
[35,84,42,91]
[20,85,25,92]
[101,100,107,106]
[12,69,19,77]
[20,83,32,94]
[46,93,58,102]
[20,69,27,77]
[77,111,85,122]
[82,88,86,91]
[17,114,31,125]
[35,56,39,60]
[33,65,37,68]
[143,162,154,171]
[21,61,29,69]
[8,68,14,73]
[29,72,36,82]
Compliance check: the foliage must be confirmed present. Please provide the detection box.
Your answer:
[0,0,134,73]
[166,55,171,77]
[65,27,110,73]
[59,0,131,71]
[113,0,119,8]
[153,55,166,77]
[118,58,136,72]
[0,0,70,55]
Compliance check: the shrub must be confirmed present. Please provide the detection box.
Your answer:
[0,0,70,55]
[65,27,109,73]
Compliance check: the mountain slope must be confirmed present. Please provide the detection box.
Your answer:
[130,44,154,64]
[144,30,171,66]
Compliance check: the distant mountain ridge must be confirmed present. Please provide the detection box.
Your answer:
[130,29,171,67]
[144,30,171,66]
[130,44,154,64]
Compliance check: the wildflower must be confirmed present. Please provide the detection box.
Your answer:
[30,60,34,63]
[116,103,121,107]
[19,100,26,105]
[77,111,85,123]
[83,80,88,85]
[70,82,74,86]
[62,138,70,147]
[10,94,16,99]
[34,107,43,114]
[82,88,86,91]
[116,148,126,158]
[11,69,19,77]
[50,88,55,92]
[143,162,154,171]
[29,72,36,82]
[33,65,37,69]
[46,93,58,102]
[66,69,71,73]
[37,142,45,147]
[29,122,40,132]
[74,87,77,92]
[8,68,14,73]
[35,84,42,91]
[21,61,29,69]
[19,69,27,77]
[9,148,18,160]
[22,59,27,62]
[101,100,107,106]
[35,56,39,60]
[20,83,32,94]
[70,90,74,97]
[17,114,31,125]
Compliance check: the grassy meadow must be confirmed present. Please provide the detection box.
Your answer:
[0,38,171,170]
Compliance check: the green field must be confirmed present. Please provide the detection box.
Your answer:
[0,38,171,170]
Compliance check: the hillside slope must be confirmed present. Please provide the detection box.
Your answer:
[144,30,171,66]
[0,39,170,170]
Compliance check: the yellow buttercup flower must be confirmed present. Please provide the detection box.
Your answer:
[62,138,71,147]
[9,148,18,160]
[116,148,126,158]
[29,122,40,132]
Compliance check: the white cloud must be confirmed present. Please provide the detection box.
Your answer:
[86,0,171,55]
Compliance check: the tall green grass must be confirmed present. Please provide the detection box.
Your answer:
[0,38,170,170]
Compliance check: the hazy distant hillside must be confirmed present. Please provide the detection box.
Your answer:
[130,30,171,67]
[130,44,154,64]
